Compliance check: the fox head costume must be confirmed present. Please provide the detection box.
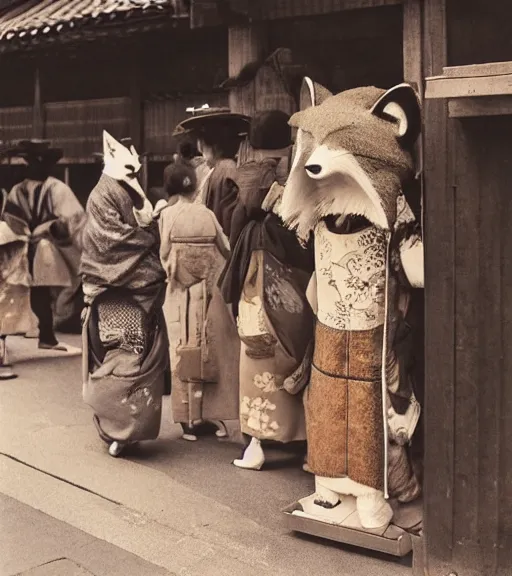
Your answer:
[102,130,153,227]
[280,78,421,242]
[280,79,424,530]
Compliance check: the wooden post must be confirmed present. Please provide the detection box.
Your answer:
[64,165,70,186]
[422,1,453,575]
[228,24,266,115]
[403,0,424,178]
[32,65,44,139]
[129,56,148,191]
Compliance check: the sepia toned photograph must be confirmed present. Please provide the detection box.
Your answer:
[0,1,509,575]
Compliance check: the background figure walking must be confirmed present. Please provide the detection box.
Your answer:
[3,140,85,351]
[0,186,32,380]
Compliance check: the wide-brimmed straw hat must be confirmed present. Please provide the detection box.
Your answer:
[173,105,251,140]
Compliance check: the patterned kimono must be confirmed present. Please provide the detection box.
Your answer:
[306,195,422,500]
[159,196,238,426]
[237,248,312,443]
[81,175,168,444]
[0,189,32,337]
[220,189,315,444]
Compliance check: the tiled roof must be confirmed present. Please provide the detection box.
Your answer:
[0,0,188,42]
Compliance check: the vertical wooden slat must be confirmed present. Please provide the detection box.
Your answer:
[476,116,506,576]
[402,0,424,210]
[497,117,512,575]
[422,0,454,575]
[228,25,266,114]
[130,56,142,151]
[142,92,229,156]
[0,107,33,142]
[451,119,481,574]
[32,65,44,139]
[403,0,423,92]
[44,98,131,159]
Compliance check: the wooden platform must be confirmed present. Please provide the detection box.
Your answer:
[283,494,422,558]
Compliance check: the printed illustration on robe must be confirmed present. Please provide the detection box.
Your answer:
[280,76,424,531]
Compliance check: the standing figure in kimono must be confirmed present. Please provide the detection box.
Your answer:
[0,187,31,380]
[81,132,168,457]
[172,106,249,237]
[174,139,211,197]
[229,110,292,246]
[159,163,232,441]
[3,140,85,351]
[172,106,250,433]
[220,110,315,469]
[280,79,424,530]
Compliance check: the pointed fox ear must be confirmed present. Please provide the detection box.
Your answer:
[103,130,122,160]
[300,77,333,110]
[370,83,421,147]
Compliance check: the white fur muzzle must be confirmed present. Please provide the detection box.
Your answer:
[280,130,388,241]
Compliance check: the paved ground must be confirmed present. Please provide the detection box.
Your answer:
[0,334,414,576]
[1,494,170,576]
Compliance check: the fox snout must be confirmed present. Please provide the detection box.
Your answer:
[303,146,351,180]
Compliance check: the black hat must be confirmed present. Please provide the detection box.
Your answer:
[163,163,197,197]
[10,139,63,164]
[173,106,250,140]
[249,110,291,150]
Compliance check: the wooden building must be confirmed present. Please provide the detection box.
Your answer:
[0,0,229,203]
[191,2,512,576]
[423,2,512,576]
[1,1,511,574]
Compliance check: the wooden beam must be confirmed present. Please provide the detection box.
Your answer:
[426,74,512,99]
[448,96,512,118]
[191,0,403,28]
[443,61,512,79]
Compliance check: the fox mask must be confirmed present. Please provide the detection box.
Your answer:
[102,130,146,198]
[280,78,421,242]
[102,130,154,226]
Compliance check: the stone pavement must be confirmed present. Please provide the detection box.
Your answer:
[1,494,171,576]
[0,334,413,576]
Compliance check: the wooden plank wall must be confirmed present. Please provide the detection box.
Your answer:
[422,1,512,575]
[443,114,512,576]
[0,106,32,142]
[254,64,296,115]
[266,6,404,94]
[44,97,131,161]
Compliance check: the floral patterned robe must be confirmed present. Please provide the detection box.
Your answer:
[237,249,312,443]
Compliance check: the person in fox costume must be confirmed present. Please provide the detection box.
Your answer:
[81,132,168,458]
[279,78,424,531]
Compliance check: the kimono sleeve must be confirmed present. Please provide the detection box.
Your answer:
[393,194,424,289]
